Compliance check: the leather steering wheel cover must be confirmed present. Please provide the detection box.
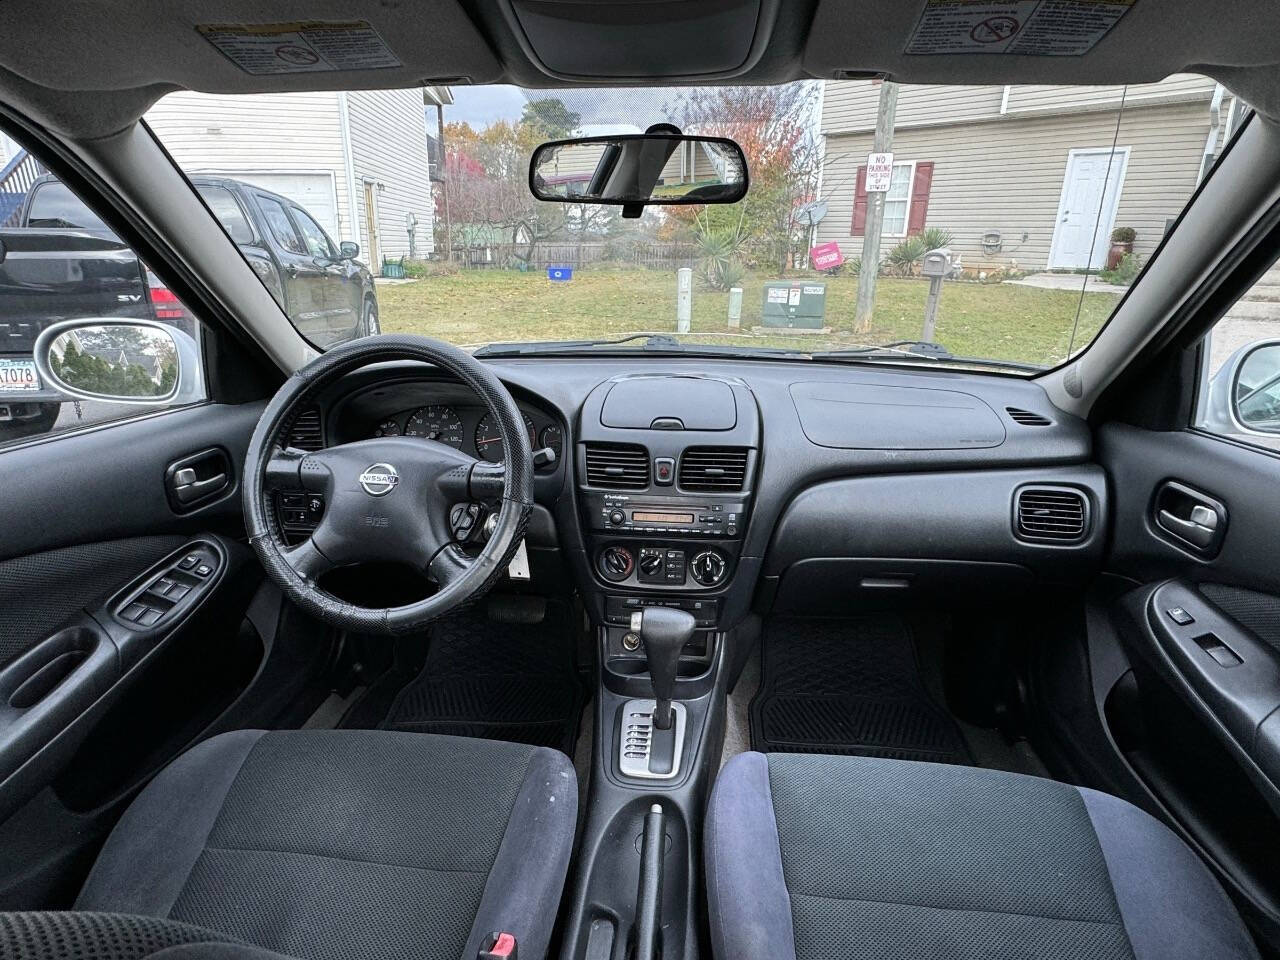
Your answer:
[243,334,534,635]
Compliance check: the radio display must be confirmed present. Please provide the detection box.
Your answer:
[632,511,695,524]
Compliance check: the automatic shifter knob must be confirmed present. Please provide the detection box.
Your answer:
[633,606,696,729]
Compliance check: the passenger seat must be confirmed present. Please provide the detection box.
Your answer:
[705,752,1259,960]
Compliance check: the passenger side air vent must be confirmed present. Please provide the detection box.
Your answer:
[584,443,650,489]
[1015,487,1088,543]
[679,447,749,492]
[287,407,324,451]
[1006,407,1052,426]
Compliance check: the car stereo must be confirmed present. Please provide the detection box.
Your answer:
[587,494,747,537]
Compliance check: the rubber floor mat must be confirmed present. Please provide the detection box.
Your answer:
[378,602,586,755]
[749,616,972,764]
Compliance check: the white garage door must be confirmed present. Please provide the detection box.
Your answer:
[222,172,341,243]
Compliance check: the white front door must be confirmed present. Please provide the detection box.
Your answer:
[1049,148,1129,270]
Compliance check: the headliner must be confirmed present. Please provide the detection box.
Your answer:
[2,0,1279,138]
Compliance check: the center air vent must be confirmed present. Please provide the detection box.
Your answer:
[287,407,323,451]
[679,447,749,492]
[1006,407,1052,426]
[1015,487,1088,542]
[585,443,650,489]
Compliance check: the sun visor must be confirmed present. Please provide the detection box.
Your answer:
[505,0,774,80]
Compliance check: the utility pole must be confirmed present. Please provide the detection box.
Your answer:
[436,102,452,263]
[855,81,899,333]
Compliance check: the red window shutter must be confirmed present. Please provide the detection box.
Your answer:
[850,164,868,236]
[906,161,934,236]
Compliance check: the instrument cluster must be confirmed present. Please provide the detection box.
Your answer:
[371,402,564,466]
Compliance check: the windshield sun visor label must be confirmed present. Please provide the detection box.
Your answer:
[906,0,1135,57]
[198,21,402,75]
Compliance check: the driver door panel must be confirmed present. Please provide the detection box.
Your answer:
[0,401,268,905]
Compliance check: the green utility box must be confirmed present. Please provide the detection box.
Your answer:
[761,280,827,328]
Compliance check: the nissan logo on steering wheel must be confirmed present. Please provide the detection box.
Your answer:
[358,463,400,497]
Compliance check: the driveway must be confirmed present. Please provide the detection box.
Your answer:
[1005,272,1131,295]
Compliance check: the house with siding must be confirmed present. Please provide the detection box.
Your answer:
[814,76,1240,273]
[145,87,450,270]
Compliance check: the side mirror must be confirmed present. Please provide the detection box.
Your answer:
[33,319,203,406]
[529,134,748,210]
[1231,342,1280,434]
[339,241,360,260]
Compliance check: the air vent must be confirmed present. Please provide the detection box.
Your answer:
[1006,407,1052,426]
[287,407,323,451]
[1015,487,1088,542]
[585,443,650,489]
[679,447,749,492]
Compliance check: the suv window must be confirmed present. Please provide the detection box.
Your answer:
[196,185,254,245]
[256,196,306,255]
[1194,255,1280,453]
[292,206,336,259]
[0,156,207,450]
[26,181,110,232]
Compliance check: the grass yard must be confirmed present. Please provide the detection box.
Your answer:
[376,267,1119,368]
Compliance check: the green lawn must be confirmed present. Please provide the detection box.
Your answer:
[376,267,1119,368]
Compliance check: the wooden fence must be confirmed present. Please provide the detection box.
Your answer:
[450,241,698,272]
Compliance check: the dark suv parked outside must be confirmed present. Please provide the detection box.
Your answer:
[0,174,376,436]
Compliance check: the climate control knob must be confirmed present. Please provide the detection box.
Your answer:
[598,545,634,582]
[690,549,727,586]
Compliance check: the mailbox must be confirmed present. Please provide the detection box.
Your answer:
[921,247,953,278]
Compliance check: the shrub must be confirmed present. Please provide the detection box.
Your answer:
[1100,252,1141,285]
[1110,226,1136,245]
[917,227,954,251]
[884,236,927,276]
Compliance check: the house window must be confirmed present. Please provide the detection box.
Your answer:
[881,162,915,236]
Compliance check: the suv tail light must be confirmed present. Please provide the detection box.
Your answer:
[146,271,187,321]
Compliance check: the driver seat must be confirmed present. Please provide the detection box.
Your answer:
[5,729,577,960]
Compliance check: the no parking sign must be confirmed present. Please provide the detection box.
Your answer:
[548,266,573,282]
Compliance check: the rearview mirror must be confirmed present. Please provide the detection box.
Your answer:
[529,135,748,209]
[33,319,203,406]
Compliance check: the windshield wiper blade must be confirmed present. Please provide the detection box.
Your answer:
[814,341,1043,372]
[472,333,805,358]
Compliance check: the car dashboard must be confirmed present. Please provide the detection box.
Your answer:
[274,355,1109,634]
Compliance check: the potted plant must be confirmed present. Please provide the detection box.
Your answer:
[1107,226,1136,270]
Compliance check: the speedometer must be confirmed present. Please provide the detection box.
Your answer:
[474,411,536,463]
[404,405,465,448]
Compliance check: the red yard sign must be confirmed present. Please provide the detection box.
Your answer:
[809,241,845,271]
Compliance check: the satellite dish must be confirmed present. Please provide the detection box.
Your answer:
[795,200,829,226]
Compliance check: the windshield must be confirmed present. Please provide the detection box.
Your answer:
[147,76,1245,371]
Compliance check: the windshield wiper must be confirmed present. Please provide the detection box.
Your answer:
[472,333,805,358]
[814,340,1042,372]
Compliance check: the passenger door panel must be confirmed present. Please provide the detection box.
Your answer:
[1098,422,1280,937]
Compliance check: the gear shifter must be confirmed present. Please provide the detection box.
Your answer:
[618,606,696,780]
[633,607,695,729]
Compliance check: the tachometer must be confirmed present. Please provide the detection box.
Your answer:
[373,419,401,437]
[405,405,465,448]
[474,411,535,463]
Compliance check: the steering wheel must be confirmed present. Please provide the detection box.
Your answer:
[243,335,533,635]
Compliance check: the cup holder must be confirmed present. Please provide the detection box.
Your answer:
[6,626,100,709]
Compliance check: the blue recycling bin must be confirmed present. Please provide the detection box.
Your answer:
[547,266,573,282]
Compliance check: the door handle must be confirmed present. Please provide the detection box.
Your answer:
[1152,480,1227,556]
[165,448,232,513]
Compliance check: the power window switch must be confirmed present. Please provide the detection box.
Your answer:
[1167,607,1195,626]
[121,602,148,622]
[167,582,192,601]
[137,607,164,628]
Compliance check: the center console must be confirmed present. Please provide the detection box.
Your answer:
[558,374,760,960]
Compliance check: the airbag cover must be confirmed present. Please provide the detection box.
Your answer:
[601,376,737,430]
[790,380,1005,449]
